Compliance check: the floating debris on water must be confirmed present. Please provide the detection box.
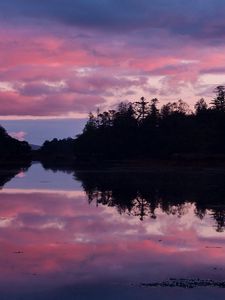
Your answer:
[13,251,24,254]
[141,278,225,289]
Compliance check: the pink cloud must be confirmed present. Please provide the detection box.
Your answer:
[0,24,224,118]
[9,131,27,141]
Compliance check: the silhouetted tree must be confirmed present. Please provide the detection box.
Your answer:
[39,85,225,161]
[134,97,149,120]
[211,85,225,111]
[83,112,98,133]
[195,98,208,115]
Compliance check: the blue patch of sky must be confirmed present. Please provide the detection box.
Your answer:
[0,118,87,145]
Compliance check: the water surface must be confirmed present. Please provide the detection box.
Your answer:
[0,163,225,299]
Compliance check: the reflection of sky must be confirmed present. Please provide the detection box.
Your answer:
[0,167,225,299]
[4,163,82,191]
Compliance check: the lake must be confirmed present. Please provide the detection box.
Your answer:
[0,162,225,299]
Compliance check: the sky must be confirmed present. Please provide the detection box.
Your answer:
[1,0,225,144]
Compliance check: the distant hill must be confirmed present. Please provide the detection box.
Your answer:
[30,144,41,150]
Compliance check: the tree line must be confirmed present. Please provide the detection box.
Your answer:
[66,85,225,160]
[3,85,225,162]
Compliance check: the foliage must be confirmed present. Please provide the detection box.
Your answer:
[40,85,225,160]
[73,86,225,159]
[0,125,31,161]
[40,138,75,160]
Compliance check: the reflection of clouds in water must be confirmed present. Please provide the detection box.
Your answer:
[0,187,223,297]
[0,217,14,228]
[1,188,85,197]
[15,171,26,178]
[0,190,224,244]
[0,166,225,298]
[0,188,224,244]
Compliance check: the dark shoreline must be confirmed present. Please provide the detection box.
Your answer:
[37,157,225,174]
[2,155,225,174]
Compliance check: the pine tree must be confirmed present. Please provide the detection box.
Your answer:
[211,85,225,111]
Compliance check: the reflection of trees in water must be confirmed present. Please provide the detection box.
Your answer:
[0,171,17,189]
[210,210,225,232]
[73,170,225,232]
[0,163,30,189]
[85,188,191,221]
[40,163,225,232]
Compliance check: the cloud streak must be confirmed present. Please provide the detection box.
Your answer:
[1,1,225,39]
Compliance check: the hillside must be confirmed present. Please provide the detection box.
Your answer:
[0,125,31,163]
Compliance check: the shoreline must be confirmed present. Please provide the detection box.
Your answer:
[36,157,225,175]
[2,155,225,174]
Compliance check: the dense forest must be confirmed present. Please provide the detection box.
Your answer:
[40,85,225,161]
[3,85,225,163]
[0,125,31,164]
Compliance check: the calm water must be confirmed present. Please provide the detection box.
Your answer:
[0,163,225,299]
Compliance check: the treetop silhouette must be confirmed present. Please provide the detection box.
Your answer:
[38,85,225,161]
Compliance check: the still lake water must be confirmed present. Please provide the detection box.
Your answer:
[0,163,225,299]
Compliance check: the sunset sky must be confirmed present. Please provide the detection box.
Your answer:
[1,0,225,144]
